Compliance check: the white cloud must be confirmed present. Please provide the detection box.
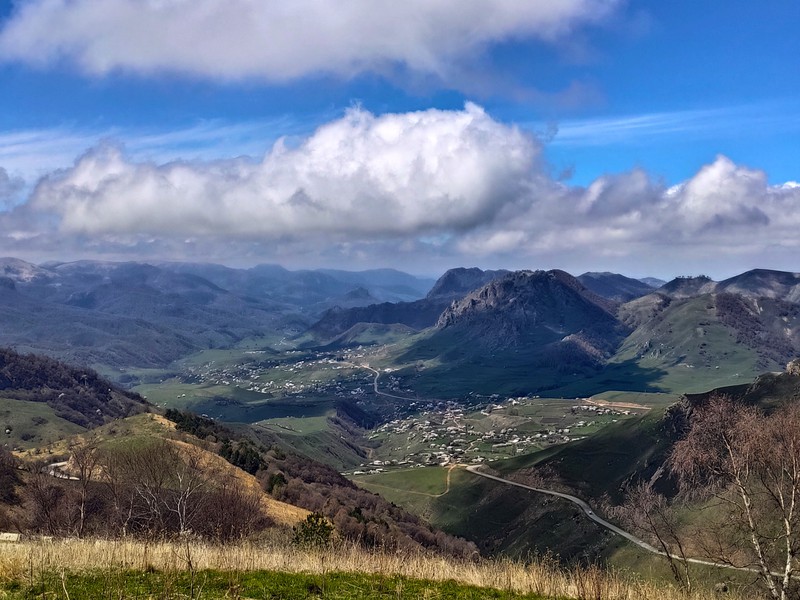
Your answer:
[0,167,24,208]
[669,155,771,230]
[30,103,539,238]
[0,0,619,81]
[452,155,800,261]
[4,106,799,276]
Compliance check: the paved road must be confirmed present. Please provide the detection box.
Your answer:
[465,465,769,574]
[465,465,661,554]
[340,362,414,401]
[45,461,80,481]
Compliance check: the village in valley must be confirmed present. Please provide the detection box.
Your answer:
[134,344,650,475]
[352,395,643,474]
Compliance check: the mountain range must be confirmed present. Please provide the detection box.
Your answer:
[315,267,800,396]
[0,258,433,368]
[2,257,799,397]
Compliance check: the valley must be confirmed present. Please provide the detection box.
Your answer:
[3,258,800,598]
[121,336,674,472]
[2,4,794,596]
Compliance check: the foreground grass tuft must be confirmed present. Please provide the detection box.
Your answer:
[5,568,543,599]
[0,538,744,600]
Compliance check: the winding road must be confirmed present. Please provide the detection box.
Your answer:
[340,362,416,401]
[465,465,776,574]
[344,359,770,576]
[465,465,660,553]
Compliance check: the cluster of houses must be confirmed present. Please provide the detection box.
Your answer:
[360,398,578,469]
[177,352,377,400]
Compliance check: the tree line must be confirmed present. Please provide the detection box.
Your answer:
[0,348,148,428]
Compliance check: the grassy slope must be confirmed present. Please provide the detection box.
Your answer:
[371,294,767,399]
[0,397,84,449]
[355,466,616,562]
[493,412,672,502]
[379,328,595,397]
[611,295,764,393]
[34,412,310,529]
[353,467,451,519]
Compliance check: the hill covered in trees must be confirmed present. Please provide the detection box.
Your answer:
[0,347,148,429]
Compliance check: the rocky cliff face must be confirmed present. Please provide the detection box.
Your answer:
[309,267,509,339]
[436,270,626,355]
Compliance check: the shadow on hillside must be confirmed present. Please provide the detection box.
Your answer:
[550,358,672,397]
[395,329,672,399]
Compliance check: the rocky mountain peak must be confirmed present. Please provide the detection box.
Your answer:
[436,269,619,339]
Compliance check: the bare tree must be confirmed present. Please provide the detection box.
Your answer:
[98,439,213,538]
[24,462,73,536]
[98,446,139,537]
[70,437,101,538]
[671,395,800,600]
[617,482,693,593]
[198,473,267,541]
[165,443,210,536]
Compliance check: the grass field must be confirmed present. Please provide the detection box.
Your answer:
[589,391,679,406]
[0,538,747,600]
[0,398,84,450]
[352,467,452,518]
[256,414,333,435]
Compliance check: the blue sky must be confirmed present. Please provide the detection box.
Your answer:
[0,0,797,278]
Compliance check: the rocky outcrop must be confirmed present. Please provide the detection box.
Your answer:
[309,267,508,339]
[436,270,627,355]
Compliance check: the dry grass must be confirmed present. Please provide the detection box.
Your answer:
[15,413,309,530]
[0,537,744,600]
[168,439,310,528]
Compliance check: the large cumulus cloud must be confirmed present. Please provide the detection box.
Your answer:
[30,103,538,238]
[456,155,800,262]
[0,0,619,82]
[5,105,799,273]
